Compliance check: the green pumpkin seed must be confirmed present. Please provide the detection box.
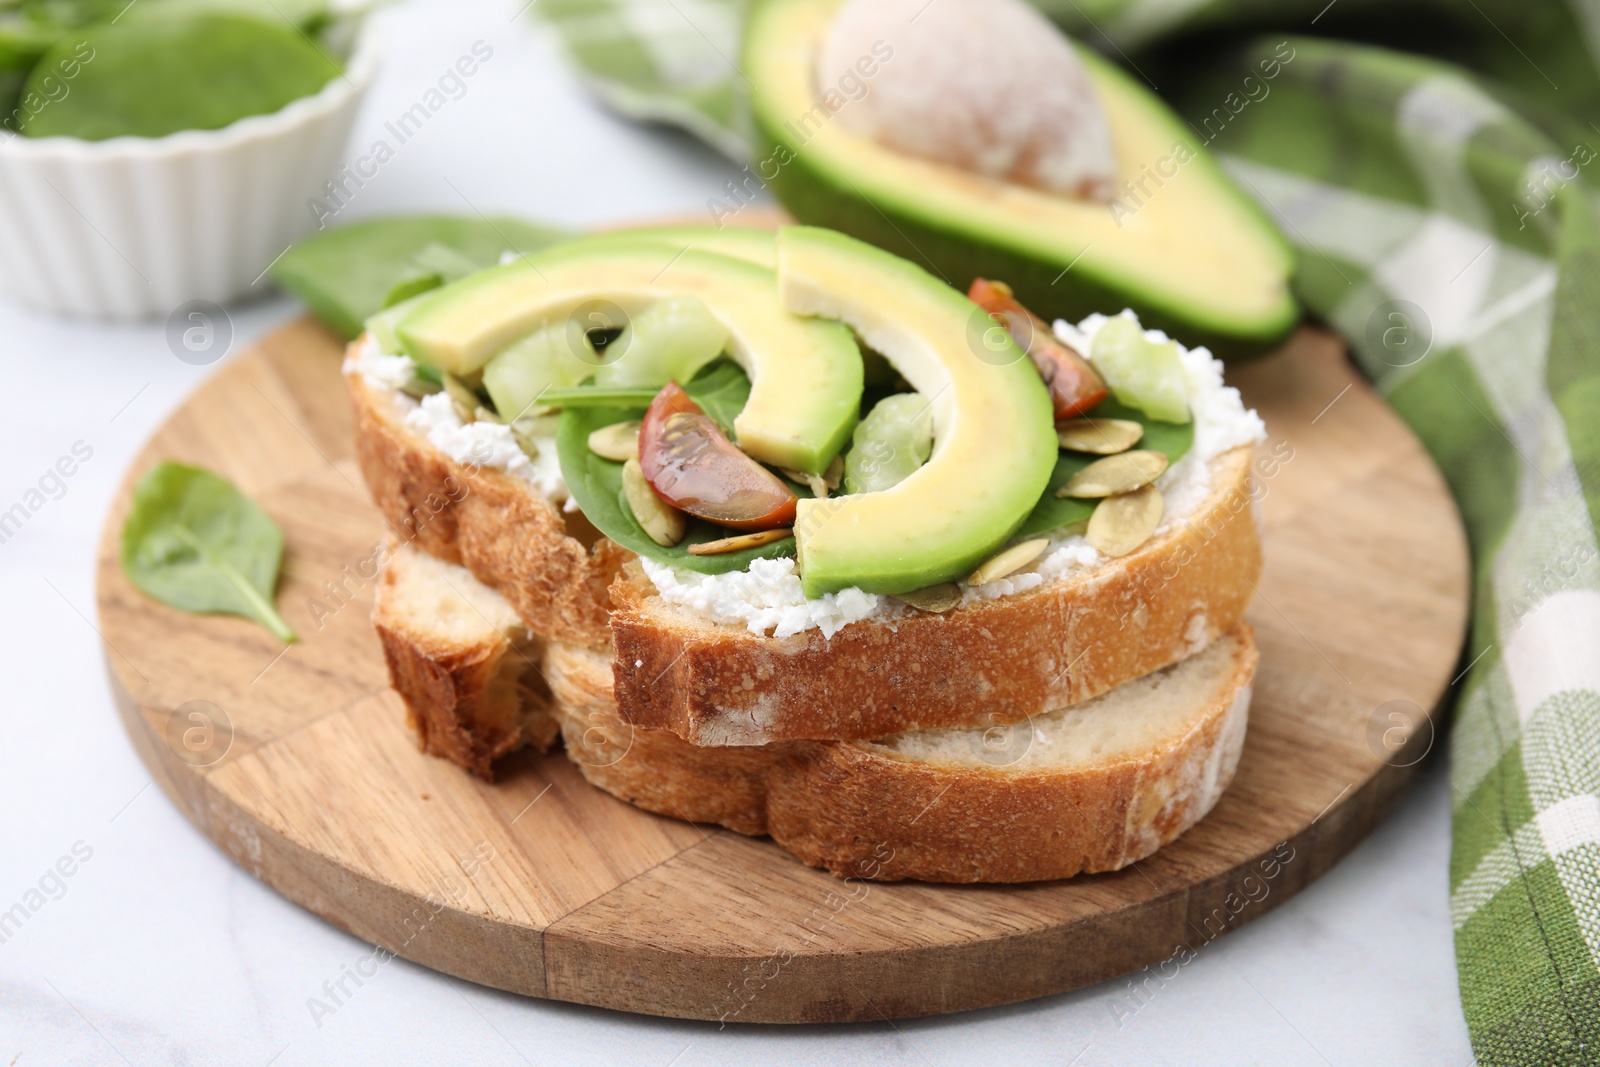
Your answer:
[588,420,642,462]
[1058,450,1168,498]
[687,528,793,555]
[1087,485,1164,558]
[511,429,541,461]
[893,583,963,613]
[442,372,482,424]
[1056,417,1143,454]
[968,538,1049,586]
[622,459,686,547]
[399,377,442,400]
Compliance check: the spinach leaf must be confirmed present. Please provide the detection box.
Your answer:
[555,362,803,574]
[272,215,569,338]
[537,361,749,425]
[22,12,342,141]
[1015,400,1195,538]
[684,360,751,435]
[121,462,296,643]
[379,241,489,307]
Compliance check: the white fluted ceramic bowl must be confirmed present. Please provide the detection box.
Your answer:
[0,26,379,319]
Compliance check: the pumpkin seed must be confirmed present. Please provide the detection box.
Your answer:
[399,377,443,400]
[588,420,642,462]
[780,467,832,499]
[511,428,541,461]
[893,583,963,613]
[1056,417,1143,454]
[1087,485,1164,558]
[442,372,481,424]
[823,454,845,489]
[968,538,1049,586]
[687,528,793,555]
[1057,449,1168,498]
[622,459,686,547]
[474,406,503,425]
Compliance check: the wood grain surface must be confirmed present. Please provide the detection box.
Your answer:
[96,315,1470,1023]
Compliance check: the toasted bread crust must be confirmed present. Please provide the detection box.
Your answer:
[371,563,559,779]
[610,447,1261,744]
[546,630,1257,882]
[349,366,622,648]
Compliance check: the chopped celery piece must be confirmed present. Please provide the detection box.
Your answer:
[844,393,934,495]
[1089,316,1190,424]
[481,326,598,421]
[594,296,729,388]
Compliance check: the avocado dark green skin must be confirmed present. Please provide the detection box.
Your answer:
[754,139,1299,362]
[741,0,1301,362]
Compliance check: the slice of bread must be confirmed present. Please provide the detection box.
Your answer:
[351,369,627,651]
[374,543,1258,883]
[349,356,1262,745]
[372,544,559,779]
[611,444,1259,744]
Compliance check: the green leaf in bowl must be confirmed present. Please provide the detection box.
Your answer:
[273,216,570,339]
[20,11,343,141]
[121,462,296,643]
[1015,399,1195,539]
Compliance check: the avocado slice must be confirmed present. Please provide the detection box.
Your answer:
[575,225,777,270]
[779,227,1057,598]
[745,0,1298,358]
[394,239,862,473]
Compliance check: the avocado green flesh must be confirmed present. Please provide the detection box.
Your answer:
[780,227,1056,598]
[394,239,862,473]
[745,0,1298,359]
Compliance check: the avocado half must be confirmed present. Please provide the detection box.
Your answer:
[744,0,1299,359]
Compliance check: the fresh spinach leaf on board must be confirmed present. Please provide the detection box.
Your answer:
[555,362,805,574]
[121,462,297,643]
[272,216,569,339]
[1015,400,1195,538]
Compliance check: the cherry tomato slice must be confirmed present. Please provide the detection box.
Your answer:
[639,383,798,532]
[969,278,1108,419]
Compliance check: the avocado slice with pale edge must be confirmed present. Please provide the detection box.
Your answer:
[744,0,1298,358]
[779,227,1057,598]
[393,239,862,473]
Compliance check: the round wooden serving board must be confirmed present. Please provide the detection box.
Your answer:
[98,317,1469,1024]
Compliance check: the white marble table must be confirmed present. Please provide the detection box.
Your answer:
[0,1,1474,1062]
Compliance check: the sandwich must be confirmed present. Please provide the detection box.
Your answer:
[348,224,1268,882]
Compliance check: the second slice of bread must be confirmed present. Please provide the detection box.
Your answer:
[375,543,1258,883]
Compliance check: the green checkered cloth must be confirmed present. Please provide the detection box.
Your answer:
[541,2,1600,1060]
